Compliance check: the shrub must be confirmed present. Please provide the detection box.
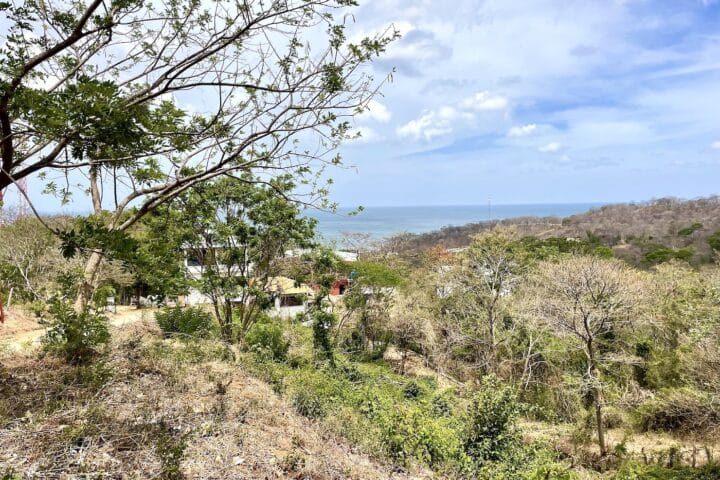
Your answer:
[293,388,327,418]
[677,223,703,237]
[92,285,116,309]
[403,381,423,399]
[43,300,110,364]
[378,404,461,466]
[708,230,720,252]
[643,247,693,265]
[312,310,336,366]
[279,452,306,473]
[636,388,720,434]
[155,423,191,480]
[245,321,289,360]
[463,376,522,464]
[155,306,214,339]
[614,460,720,480]
[431,393,453,418]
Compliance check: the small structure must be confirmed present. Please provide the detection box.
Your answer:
[330,278,350,296]
[267,276,315,318]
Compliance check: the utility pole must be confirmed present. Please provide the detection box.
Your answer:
[487,195,492,220]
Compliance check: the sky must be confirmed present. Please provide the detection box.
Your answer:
[8,0,720,213]
[327,0,720,207]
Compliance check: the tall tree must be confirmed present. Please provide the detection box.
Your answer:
[174,174,315,341]
[0,0,397,308]
[531,256,643,457]
[443,230,529,373]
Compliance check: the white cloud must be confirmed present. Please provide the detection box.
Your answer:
[397,90,507,140]
[711,141,720,150]
[360,100,392,123]
[461,91,509,112]
[397,110,454,140]
[539,142,562,153]
[507,124,537,137]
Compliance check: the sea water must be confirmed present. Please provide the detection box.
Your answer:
[306,203,603,243]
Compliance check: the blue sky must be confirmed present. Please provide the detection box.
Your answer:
[329,0,720,206]
[11,0,720,213]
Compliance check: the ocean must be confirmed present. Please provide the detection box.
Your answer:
[306,203,603,243]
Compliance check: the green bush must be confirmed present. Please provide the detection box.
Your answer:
[155,306,214,339]
[403,381,423,399]
[431,393,454,418]
[292,388,327,418]
[614,460,720,480]
[43,300,110,364]
[677,223,703,237]
[378,403,461,466]
[643,247,693,265]
[155,423,191,480]
[245,321,289,360]
[463,376,522,464]
[636,388,720,434]
[708,230,720,251]
[312,310,336,366]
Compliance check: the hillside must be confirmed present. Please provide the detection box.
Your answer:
[0,321,423,479]
[393,197,720,264]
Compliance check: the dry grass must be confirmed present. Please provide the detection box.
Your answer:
[0,308,42,337]
[0,325,422,479]
[520,420,720,468]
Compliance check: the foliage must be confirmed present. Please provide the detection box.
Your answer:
[708,230,720,252]
[377,403,462,466]
[339,261,403,359]
[351,261,405,288]
[173,175,317,342]
[441,229,531,373]
[293,388,329,419]
[531,255,643,455]
[155,307,214,339]
[155,423,191,480]
[614,461,720,480]
[312,310,337,366]
[644,246,694,265]
[1,0,396,309]
[245,320,289,361]
[42,299,110,364]
[279,246,348,288]
[520,236,607,259]
[635,388,720,434]
[677,223,703,237]
[0,216,83,302]
[463,376,522,464]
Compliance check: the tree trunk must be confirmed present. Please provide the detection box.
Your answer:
[587,339,607,457]
[214,297,233,342]
[594,381,607,457]
[487,304,497,373]
[73,165,105,312]
[74,251,103,312]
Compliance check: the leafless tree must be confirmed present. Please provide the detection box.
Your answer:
[531,255,643,456]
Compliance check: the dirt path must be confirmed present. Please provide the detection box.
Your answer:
[0,306,146,352]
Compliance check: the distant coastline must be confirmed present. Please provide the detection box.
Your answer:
[307,203,603,242]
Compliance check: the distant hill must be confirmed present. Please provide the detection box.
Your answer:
[393,197,720,265]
